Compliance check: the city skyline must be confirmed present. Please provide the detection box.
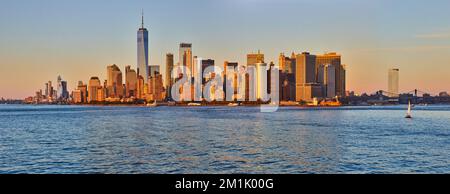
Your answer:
[1,0,450,98]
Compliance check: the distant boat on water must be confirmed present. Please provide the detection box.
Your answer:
[147,101,157,107]
[228,103,239,107]
[188,102,201,106]
[405,101,412,119]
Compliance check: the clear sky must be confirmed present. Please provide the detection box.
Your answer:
[1,0,450,98]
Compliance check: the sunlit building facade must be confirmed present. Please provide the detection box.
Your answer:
[296,52,317,102]
[136,75,145,99]
[76,81,87,103]
[72,90,82,103]
[125,65,137,98]
[316,52,345,97]
[148,65,160,77]
[179,43,193,78]
[388,68,399,97]
[106,64,124,98]
[318,64,336,98]
[165,53,174,99]
[223,61,238,101]
[148,73,164,101]
[247,50,264,66]
[88,77,101,102]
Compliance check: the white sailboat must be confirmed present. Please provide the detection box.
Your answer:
[405,101,412,118]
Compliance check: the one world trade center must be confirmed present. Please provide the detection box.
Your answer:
[137,11,149,83]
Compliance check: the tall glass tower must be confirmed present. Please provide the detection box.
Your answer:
[137,11,149,83]
[388,68,399,97]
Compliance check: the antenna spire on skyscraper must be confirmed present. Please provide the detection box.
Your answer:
[141,9,144,28]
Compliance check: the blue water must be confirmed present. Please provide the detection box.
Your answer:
[0,104,449,174]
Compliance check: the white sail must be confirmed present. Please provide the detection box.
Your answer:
[407,101,411,114]
[406,101,412,118]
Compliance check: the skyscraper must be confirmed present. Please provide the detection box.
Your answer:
[289,52,296,74]
[223,61,238,101]
[179,43,193,78]
[61,81,68,100]
[97,86,106,102]
[340,64,346,96]
[201,59,215,84]
[193,56,206,84]
[388,68,399,97]
[45,83,49,97]
[148,73,164,101]
[247,50,264,66]
[318,64,336,98]
[88,77,101,102]
[254,63,268,100]
[137,11,149,83]
[47,81,53,100]
[296,52,321,102]
[125,65,137,98]
[278,53,295,73]
[279,53,286,72]
[56,75,69,100]
[77,81,87,103]
[136,75,145,99]
[57,75,62,98]
[72,90,82,103]
[148,65,160,77]
[107,64,123,98]
[316,52,345,97]
[279,52,296,101]
[296,52,316,84]
[165,53,174,98]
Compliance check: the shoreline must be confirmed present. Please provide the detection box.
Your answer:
[5,102,446,107]
[5,103,417,108]
[11,102,342,107]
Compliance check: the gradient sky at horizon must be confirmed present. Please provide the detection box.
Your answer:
[1,0,450,98]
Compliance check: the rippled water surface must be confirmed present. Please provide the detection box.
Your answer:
[0,104,449,173]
